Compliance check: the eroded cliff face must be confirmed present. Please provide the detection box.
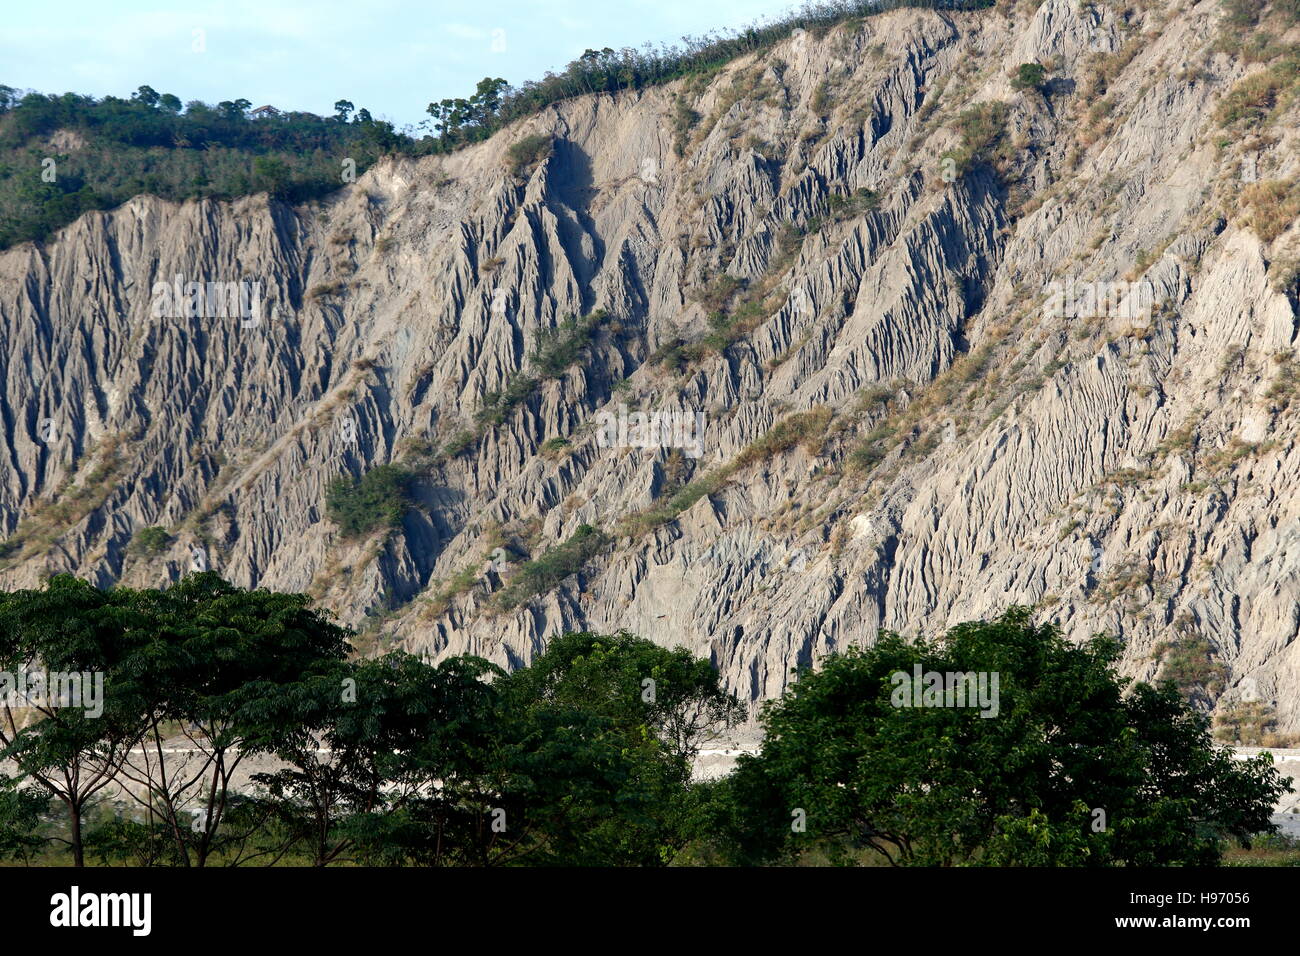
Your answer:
[2,0,1298,736]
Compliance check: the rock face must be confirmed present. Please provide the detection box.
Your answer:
[2,0,1299,739]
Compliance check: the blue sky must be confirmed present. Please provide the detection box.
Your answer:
[2,0,800,131]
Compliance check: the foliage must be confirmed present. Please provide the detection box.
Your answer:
[0,575,156,865]
[1011,63,1046,91]
[530,310,606,378]
[251,632,743,867]
[442,430,476,458]
[734,406,832,467]
[1214,700,1279,746]
[1215,59,1297,126]
[505,134,554,177]
[495,524,610,609]
[0,584,1285,867]
[500,631,745,767]
[131,525,171,555]
[474,373,539,428]
[1154,633,1227,705]
[254,654,506,866]
[621,407,834,536]
[540,436,571,457]
[823,187,880,222]
[1240,179,1300,242]
[0,88,414,248]
[325,464,415,537]
[474,311,608,429]
[113,573,352,866]
[942,101,1010,177]
[489,631,744,865]
[426,77,509,143]
[703,608,1290,866]
[0,777,51,863]
[420,1,993,152]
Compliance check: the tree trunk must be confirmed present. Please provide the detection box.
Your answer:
[69,802,84,867]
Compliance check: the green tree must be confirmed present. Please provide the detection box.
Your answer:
[253,653,503,866]
[216,98,251,120]
[500,630,744,767]
[110,573,351,866]
[252,155,292,197]
[132,525,172,555]
[468,78,508,126]
[1011,62,1046,92]
[342,654,532,867]
[0,775,51,863]
[132,85,160,107]
[344,632,742,867]
[325,464,415,537]
[494,524,608,609]
[709,608,1290,866]
[425,97,474,140]
[0,576,154,865]
[494,631,744,865]
[505,133,554,177]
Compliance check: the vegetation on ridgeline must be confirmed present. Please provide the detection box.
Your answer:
[0,86,411,247]
[0,587,1287,867]
[425,0,993,147]
[0,0,995,249]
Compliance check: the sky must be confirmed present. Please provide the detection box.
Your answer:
[2,0,802,131]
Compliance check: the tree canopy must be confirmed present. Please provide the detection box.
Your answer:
[0,582,1285,867]
[701,608,1290,866]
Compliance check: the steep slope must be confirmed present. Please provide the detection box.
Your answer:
[2,0,1299,739]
